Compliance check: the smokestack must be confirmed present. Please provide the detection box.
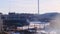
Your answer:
[38,0,39,14]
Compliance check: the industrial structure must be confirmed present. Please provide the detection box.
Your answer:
[0,12,56,34]
[0,13,3,32]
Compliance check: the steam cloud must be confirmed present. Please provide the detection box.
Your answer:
[49,14,60,34]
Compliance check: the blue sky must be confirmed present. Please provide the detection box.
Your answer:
[0,0,60,14]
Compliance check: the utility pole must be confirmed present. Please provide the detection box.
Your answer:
[38,0,39,14]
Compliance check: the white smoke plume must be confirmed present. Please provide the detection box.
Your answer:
[49,14,60,34]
